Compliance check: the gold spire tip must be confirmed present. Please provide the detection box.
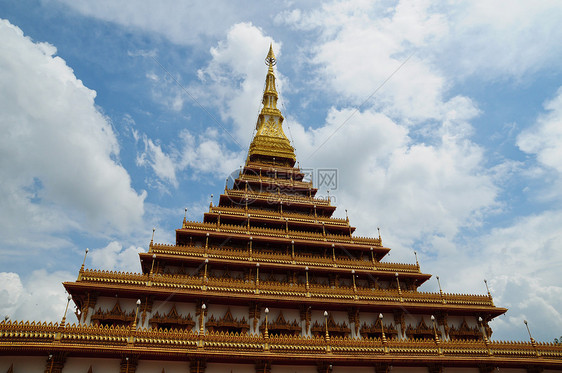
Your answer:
[265,43,276,66]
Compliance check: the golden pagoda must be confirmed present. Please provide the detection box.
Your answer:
[1,46,562,373]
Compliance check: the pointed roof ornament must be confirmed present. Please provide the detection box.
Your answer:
[248,45,296,166]
[265,43,277,67]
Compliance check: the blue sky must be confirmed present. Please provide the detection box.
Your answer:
[1,0,561,342]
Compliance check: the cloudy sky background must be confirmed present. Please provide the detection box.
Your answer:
[1,0,561,341]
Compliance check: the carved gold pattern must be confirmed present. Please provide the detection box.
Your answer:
[148,305,195,331]
[360,319,398,339]
[206,308,249,334]
[311,314,350,338]
[405,318,434,340]
[90,301,135,327]
[448,318,481,341]
[259,311,300,336]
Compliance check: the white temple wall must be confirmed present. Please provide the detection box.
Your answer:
[208,304,248,321]
[270,364,317,373]
[136,359,190,373]
[448,315,477,329]
[95,296,137,314]
[83,305,93,325]
[266,307,300,323]
[151,300,196,319]
[0,356,44,372]
[0,356,557,372]
[206,362,255,373]
[64,357,120,372]
[405,312,432,329]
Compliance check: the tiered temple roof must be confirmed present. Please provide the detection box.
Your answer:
[1,45,561,373]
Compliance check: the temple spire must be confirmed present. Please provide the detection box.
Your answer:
[247,45,296,167]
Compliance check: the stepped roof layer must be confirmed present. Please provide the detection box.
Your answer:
[2,45,561,372]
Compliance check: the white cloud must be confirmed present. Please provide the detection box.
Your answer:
[282,0,562,90]
[0,270,73,323]
[517,86,562,174]
[441,0,562,79]
[52,0,242,46]
[89,241,144,273]
[137,135,179,187]
[196,22,282,145]
[474,210,562,340]
[0,20,146,248]
[136,128,244,190]
[289,104,497,254]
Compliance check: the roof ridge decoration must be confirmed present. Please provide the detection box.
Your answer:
[248,44,296,166]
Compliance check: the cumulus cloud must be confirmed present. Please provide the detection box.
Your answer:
[53,0,243,46]
[288,104,497,254]
[285,0,449,122]
[89,241,144,272]
[441,0,562,79]
[471,210,562,340]
[517,87,562,175]
[0,19,146,249]
[0,270,73,323]
[136,128,244,190]
[195,22,283,144]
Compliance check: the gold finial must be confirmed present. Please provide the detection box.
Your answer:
[436,275,443,294]
[265,43,276,67]
[60,294,72,327]
[150,227,155,247]
[247,45,296,165]
[324,311,330,341]
[132,299,141,330]
[414,251,419,268]
[484,279,491,297]
[80,248,89,272]
[478,316,490,344]
[524,319,536,344]
[264,307,270,338]
[379,313,387,344]
[431,315,440,343]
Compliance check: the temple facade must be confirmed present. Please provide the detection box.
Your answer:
[1,46,561,373]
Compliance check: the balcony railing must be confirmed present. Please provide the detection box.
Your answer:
[77,269,493,307]
[151,243,416,273]
[1,320,560,365]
